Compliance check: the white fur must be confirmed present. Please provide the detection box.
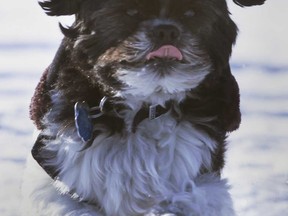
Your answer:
[116,63,209,105]
[22,92,235,215]
[22,154,235,216]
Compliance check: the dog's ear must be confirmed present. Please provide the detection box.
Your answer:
[38,0,82,16]
[233,0,266,7]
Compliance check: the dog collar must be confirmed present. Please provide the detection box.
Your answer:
[74,97,171,141]
[74,97,110,142]
[131,103,170,132]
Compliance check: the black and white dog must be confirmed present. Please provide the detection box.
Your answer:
[22,0,265,215]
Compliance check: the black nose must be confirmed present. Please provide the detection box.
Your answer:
[152,24,180,44]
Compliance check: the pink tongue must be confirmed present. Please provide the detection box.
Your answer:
[146,45,183,61]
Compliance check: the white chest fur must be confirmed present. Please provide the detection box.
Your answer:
[43,111,216,216]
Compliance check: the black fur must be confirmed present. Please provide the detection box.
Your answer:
[39,0,82,16]
[233,0,266,7]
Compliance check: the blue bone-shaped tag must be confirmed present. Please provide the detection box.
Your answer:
[74,102,94,142]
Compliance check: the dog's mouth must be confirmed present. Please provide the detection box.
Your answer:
[146,45,183,62]
[107,44,186,70]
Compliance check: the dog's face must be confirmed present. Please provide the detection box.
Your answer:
[41,0,245,103]
[75,0,237,101]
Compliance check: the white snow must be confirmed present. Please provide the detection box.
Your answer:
[0,0,287,215]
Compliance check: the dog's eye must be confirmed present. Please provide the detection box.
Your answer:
[126,9,139,16]
[183,10,195,18]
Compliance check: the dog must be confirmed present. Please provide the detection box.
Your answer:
[22,0,266,215]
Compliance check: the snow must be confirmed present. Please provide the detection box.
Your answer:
[0,0,287,215]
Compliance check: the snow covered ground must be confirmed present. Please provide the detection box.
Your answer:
[0,0,287,215]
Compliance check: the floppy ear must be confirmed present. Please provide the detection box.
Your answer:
[39,0,82,16]
[233,0,266,7]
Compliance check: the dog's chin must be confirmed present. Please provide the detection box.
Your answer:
[115,58,210,104]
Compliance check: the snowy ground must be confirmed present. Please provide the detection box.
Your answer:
[0,1,287,215]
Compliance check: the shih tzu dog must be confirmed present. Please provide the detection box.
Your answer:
[22,0,266,215]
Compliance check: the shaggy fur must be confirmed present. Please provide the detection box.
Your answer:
[23,0,265,215]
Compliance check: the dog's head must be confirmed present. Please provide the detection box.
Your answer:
[38,0,264,101]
